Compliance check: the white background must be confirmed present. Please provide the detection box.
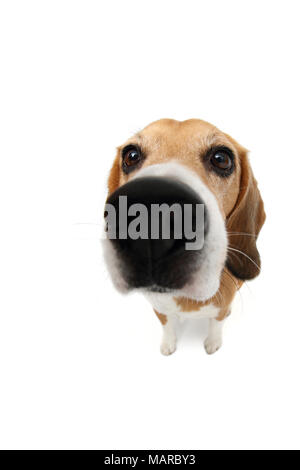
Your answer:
[0,0,299,450]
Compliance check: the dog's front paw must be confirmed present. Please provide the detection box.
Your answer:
[204,336,222,355]
[160,340,176,356]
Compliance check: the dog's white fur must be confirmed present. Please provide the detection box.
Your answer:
[204,318,225,355]
[102,236,129,293]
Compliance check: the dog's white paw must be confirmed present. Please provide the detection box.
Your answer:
[160,340,176,356]
[204,336,222,355]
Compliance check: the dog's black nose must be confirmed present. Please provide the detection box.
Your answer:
[105,177,208,263]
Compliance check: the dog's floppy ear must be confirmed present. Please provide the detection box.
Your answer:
[226,148,266,280]
[107,149,121,196]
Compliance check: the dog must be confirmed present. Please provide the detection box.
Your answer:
[103,119,266,355]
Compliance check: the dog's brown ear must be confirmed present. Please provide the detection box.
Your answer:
[226,149,266,280]
[107,150,121,196]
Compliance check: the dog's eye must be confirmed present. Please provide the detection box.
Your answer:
[122,145,142,172]
[209,147,234,176]
[211,151,232,169]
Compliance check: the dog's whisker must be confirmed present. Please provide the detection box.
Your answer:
[223,269,239,291]
[73,222,103,226]
[215,287,223,307]
[227,231,257,238]
[222,269,244,311]
[227,249,243,267]
[227,246,261,271]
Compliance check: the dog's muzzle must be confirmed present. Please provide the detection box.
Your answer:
[104,176,208,292]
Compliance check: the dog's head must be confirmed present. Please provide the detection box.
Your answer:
[103,119,265,301]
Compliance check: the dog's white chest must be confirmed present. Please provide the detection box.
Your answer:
[144,292,219,320]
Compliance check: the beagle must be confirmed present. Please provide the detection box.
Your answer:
[103,119,266,355]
